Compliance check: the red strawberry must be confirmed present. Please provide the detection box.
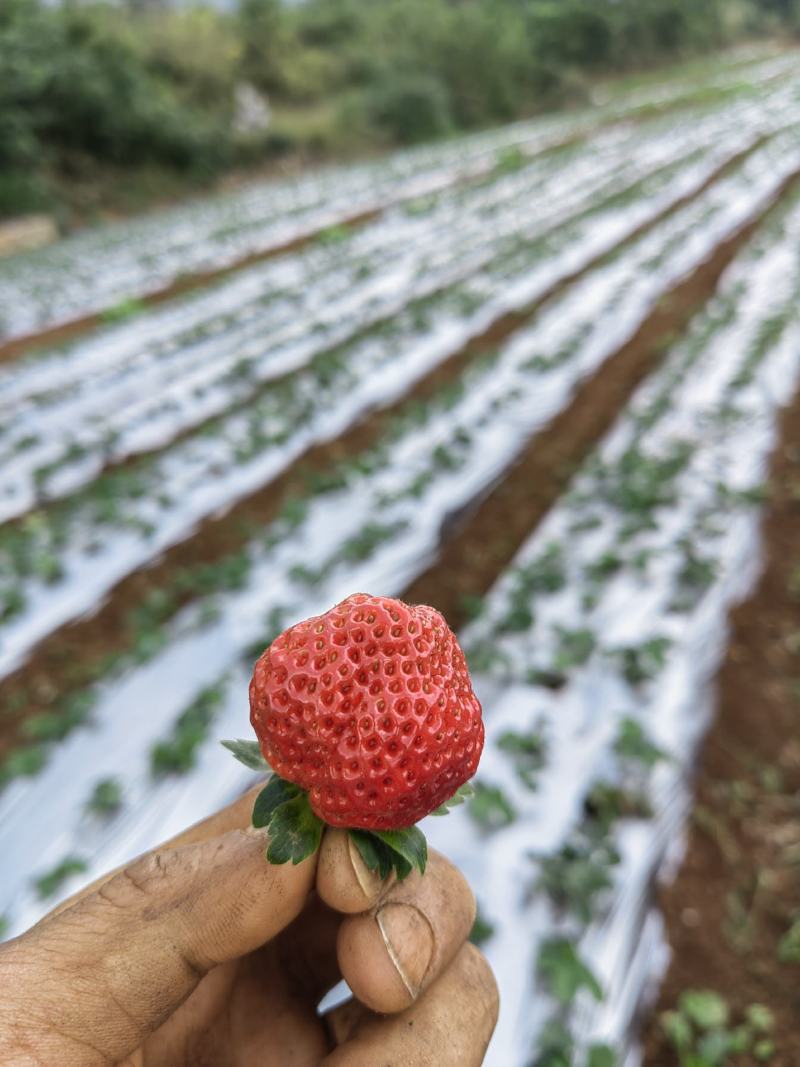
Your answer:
[249,593,484,832]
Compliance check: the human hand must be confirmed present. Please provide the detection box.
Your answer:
[0,785,498,1066]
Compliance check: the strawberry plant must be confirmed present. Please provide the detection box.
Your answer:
[661,992,775,1065]
[34,856,88,900]
[469,904,496,947]
[613,717,668,769]
[85,777,123,816]
[536,938,603,1005]
[497,726,547,790]
[468,781,517,831]
[535,832,620,923]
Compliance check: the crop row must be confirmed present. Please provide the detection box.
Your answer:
[5,79,784,490]
[1,109,733,515]
[429,191,800,1065]
[2,157,799,945]
[0,49,792,343]
[2,122,798,686]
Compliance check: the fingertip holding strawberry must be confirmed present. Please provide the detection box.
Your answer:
[223,593,484,879]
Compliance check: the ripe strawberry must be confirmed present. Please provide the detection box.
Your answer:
[249,593,483,833]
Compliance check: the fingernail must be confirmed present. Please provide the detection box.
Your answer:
[346,835,384,900]
[376,902,434,1000]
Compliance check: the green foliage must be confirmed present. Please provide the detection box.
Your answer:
[535,832,620,923]
[222,738,271,772]
[661,991,775,1066]
[361,73,453,145]
[497,727,547,790]
[613,717,668,768]
[537,937,603,1004]
[34,855,88,899]
[85,777,123,816]
[778,917,800,963]
[469,904,496,947]
[150,683,226,776]
[552,626,596,671]
[431,782,474,815]
[584,780,652,830]
[0,0,234,215]
[468,781,517,830]
[607,636,672,686]
[0,0,745,216]
[100,297,146,324]
[0,743,47,789]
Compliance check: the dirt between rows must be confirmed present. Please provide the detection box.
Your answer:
[402,166,800,627]
[0,132,591,369]
[0,149,793,764]
[641,391,800,1065]
[0,68,775,369]
[3,132,760,505]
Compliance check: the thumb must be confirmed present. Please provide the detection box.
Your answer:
[0,827,315,1065]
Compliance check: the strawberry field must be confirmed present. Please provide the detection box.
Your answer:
[3,46,800,1066]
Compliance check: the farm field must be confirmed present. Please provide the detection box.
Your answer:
[3,45,800,1066]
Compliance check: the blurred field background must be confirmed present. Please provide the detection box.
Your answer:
[2,0,798,226]
[3,4,800,1067]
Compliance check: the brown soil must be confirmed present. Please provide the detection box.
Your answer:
[4,134,767,531]
[640,387,800,1062]
[0,132,590,368]
[0,205,384,367]
[0,67,778,370]
[402,166,800,628]
[0,149,794,763]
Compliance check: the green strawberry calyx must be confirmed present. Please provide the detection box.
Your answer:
[222,738,474,879]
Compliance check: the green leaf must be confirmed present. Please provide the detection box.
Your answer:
[372,826,428,876]
[430,782,474,815]
[221,738,271,772]
[349,825,427,881]
[469,903,495,948]
[746,1004,774,1033]
[350,829,403,881]
[252,775,299,828]
[696,1029,732,1065]
[661,1010,692,1053]
[778,917,800,962]
[265,793,323,865]
[679,990,729,1031]
[586,1046,617,1067]
[468,781,517,830]
[537,938,603,1004]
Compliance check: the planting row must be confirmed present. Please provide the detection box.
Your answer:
[3,103,745,515]
[1,123,798,684]
[2,166,799,951]
[429,190,800,1066]
[0,49,793,342]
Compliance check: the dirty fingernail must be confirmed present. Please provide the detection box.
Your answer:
[347,834,385,900]
[377,902,435,999]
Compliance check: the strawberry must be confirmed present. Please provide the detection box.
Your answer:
[225,593,484,877]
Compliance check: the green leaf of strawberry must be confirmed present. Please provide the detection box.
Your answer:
[252,775,299,827]
[349,829,406,880]
[266,793,324,865]
[372,826,428,875]
[349,826,427,880]
[221,739,271,772]
[430,781,474,815]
